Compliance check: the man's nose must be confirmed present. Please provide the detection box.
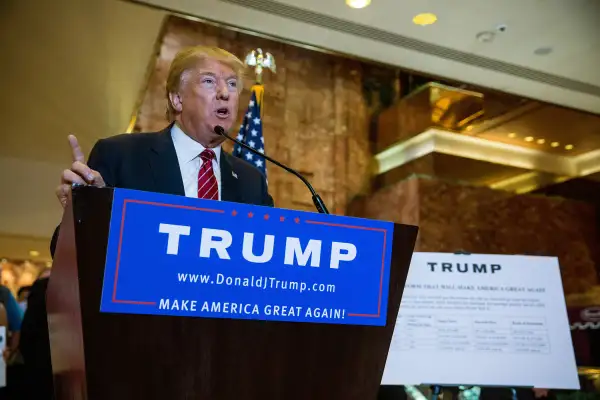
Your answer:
[216,82,229,100]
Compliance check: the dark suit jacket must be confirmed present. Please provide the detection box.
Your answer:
[50,124,273,257]
[86,124,272,205]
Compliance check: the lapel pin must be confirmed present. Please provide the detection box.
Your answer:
[232,171,238,179]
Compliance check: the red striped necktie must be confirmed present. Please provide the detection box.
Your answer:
[197,149,218,200]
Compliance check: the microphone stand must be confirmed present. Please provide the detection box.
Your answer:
[214,126,329,214]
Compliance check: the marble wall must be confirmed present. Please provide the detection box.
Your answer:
[134,15,375,214]
[349,176,599,295]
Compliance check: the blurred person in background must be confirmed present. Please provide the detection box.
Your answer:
[18,269,53,399]
[0,284,23,356]
[16,286,31,313]
[0,284,24,399]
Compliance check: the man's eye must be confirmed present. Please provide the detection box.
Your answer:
[228,80,237,88]
[202,78,215,85]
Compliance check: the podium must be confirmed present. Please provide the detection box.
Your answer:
[47,186,418,400]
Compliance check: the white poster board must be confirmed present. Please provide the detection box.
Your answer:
[382,252,579,389]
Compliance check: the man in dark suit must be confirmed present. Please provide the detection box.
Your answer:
[55,45,272,213]
[50,45,273,255]
[29,46,274,399]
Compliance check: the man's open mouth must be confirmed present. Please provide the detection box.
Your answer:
[216,108,230,119]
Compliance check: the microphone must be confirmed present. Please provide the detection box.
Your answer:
[214,125,330,214]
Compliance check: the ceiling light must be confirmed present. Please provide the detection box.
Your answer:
[476,31,495,43]
[537,139,545,144]
[413,13,437,26]
[524,136,534,142]
[508,133,517,138]
[346,0,371,8]
[29,250,40,257]
[565,144,574,150]
[551,142,560,147]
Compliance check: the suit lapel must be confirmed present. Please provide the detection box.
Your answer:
[148,124,186,196]
[220,152,241,203]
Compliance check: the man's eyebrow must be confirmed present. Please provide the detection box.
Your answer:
[196,72,237,80]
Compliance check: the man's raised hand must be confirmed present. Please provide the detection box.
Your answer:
[55,135,105,209]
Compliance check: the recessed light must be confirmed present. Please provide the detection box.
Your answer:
[537,139,545,144]
[413,13,437,26]
[565,144,574,150]
[29,250,40,257]
[508,133,517,138]
[346,0,371,8]
[524,136,534,142]
[476,31,495,43]
[550,142,560,147]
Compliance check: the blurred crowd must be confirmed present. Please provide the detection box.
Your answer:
[0,263,53,399]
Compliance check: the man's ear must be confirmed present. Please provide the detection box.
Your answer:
[168,92,183,113]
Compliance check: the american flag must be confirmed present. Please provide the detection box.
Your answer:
[233,87,267,177]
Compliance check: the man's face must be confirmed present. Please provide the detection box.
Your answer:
[174,59,239,147]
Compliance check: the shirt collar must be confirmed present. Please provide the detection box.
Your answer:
[170,123,221,165]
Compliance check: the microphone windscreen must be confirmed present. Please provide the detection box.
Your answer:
[214,126,225,135]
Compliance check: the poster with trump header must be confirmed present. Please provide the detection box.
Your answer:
[383,252,579,390]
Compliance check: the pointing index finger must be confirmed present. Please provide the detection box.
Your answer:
[68,134,86,163]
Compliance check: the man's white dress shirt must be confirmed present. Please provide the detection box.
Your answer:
[171,123,222,200]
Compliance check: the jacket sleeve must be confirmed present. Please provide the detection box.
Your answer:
[87,138,115,187]
[50,138,114,258]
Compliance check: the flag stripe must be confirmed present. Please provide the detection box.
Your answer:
[233,87,267,180]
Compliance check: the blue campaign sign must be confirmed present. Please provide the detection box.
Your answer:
[100,188,394,326]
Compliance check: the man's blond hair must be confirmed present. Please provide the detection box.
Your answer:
[165,46,245,121]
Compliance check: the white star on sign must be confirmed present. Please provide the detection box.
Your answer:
[255,159,263,168]
[249,100,255,106]
[248,140,256,148]
[245,153,253,160]
[246,111,252,118]
[258,147,264,154]
[251,129,258,136]
[253,117,261,125]
[236,133,244,141]
[260,137,264,143]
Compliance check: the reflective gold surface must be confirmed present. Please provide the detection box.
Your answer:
[375,82,600,192]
